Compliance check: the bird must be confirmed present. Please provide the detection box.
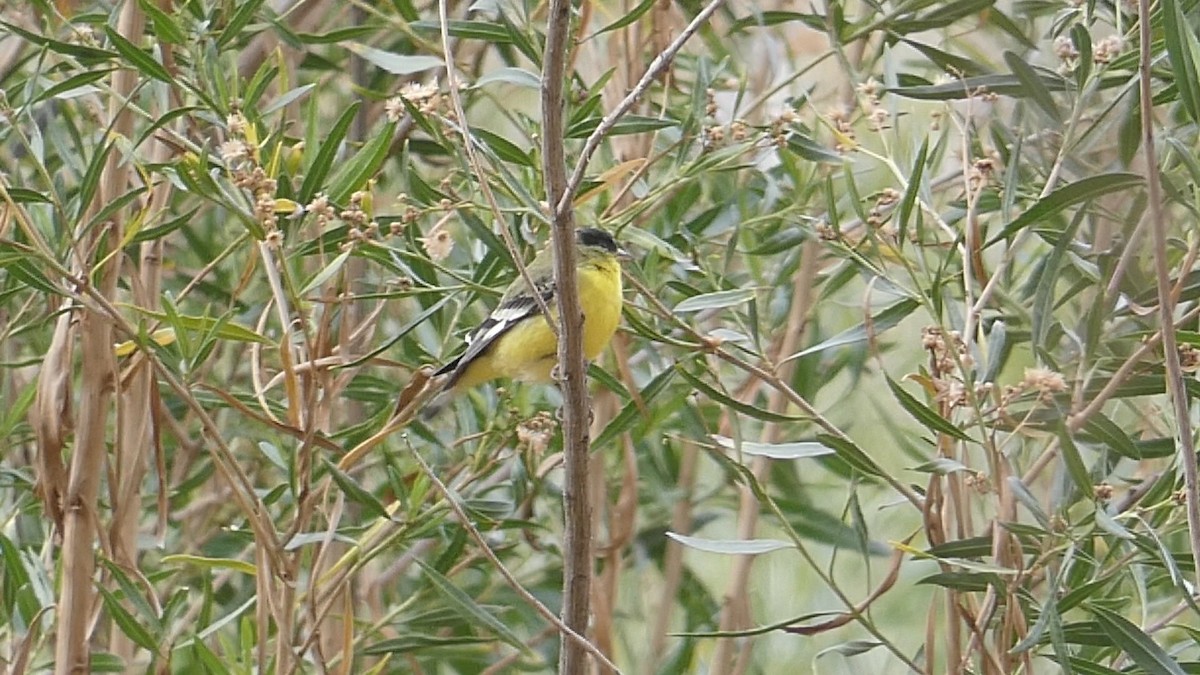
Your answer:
[422,227,628,418]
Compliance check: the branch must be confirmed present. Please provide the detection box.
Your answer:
[1139,0,1200,588]
[541,0,594,671]
[554,0,727,218]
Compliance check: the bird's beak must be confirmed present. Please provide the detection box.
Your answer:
[615,245,633,262]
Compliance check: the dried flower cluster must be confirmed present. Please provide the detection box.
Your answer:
[857,78,890,132]
[866,187,902,229]
[517,411,557,456]
[385,81,444,120]
[1092,35,1125,64]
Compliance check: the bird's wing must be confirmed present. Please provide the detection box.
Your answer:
[435,278,556,382]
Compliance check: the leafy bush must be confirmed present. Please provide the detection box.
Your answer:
[2,0,1200,673]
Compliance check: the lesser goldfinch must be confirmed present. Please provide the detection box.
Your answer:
[423,228,628,417]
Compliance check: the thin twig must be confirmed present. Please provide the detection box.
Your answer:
[555,0,727,218]
[407,445,622,673]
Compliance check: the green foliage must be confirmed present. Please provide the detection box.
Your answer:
[3,0,1200,673]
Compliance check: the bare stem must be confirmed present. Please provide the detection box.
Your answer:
[541,0,593,670]
[1139,0,1200,588]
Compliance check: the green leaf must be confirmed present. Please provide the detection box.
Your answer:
[665,533,792,555]
[138,0,187,43]
[898,38,991,77]
[674,288,756,313]
[593,0,657,34]
[97,587,160,651]
[886,375,973,442]
[473,67,541,89]
[328,121,396,203]
[159,555,257,576]
[675,366,805,423]
[986,173,1144,245]
[471,128,534,167]
[712,435,834,460]
[323,459,391,521]
[793,298,920,358]
[345,43,444,75]
[217,0,267,48]
[728,10,824,32]
[1162,0,1200,125]
[566,115,676,139]
[410,20,517,43]
[889,73,1071,101]
[593,367,675,448]
[1089,603,1186,675]
[1056,425,1094,504]
[121,306,270,345]
[814,434,886,479]
[104,25,173,83]
[1080,413,1142,460]
[1004,51,1061,123]
[414,560,529,653]
[299,102,359,203]
[897,139,928,245]
[783,132,843,164]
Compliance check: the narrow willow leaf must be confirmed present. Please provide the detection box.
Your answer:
[261,83,316,116]
[474,66,541,89]
[1089,604,1186,675]
[217,0,266,48]
[159,555,258,576]
[1007,476,1050,527]
[137,0,186,43]
[889,73,1070,101]
[899,38,991,76]
[97,587,159,651]
[1056,425,1094,504]
[1093,507,1134,541]
[886,375,973,442]
[414,560,529,652]
[987,173,1143,245]
[1080,413,1142,460]
[675,366,804,423]
[896,139,927,247]
[120,306,270,344]
[323,460,390,521]
[328,121,396,202]
[298,102,359,203]
[792,298,920,359]
[1162,0,1200,125]
[712,435,834,460]
[593,0,657,34]
[594,367,675,448]
[471,128,534,167]
[566,115,676,139]
[673,288,756,313]
[728,10,824,32]
[104,26,172,82]
[345,43,443,75]
[814,433,886,478]
[910,458,970,475]
[666,533,791,555]
[410,19,516,42]
[1004,51,1061,122]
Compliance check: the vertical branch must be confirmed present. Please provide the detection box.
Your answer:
[1139,0,1200,586]
[54,2,143,672]
[541,1,592,671]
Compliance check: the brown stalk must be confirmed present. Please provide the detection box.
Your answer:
[1138,0,1200,587]
[540,0,595,668]
[108,68,176,666]
[52,4,142,672]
